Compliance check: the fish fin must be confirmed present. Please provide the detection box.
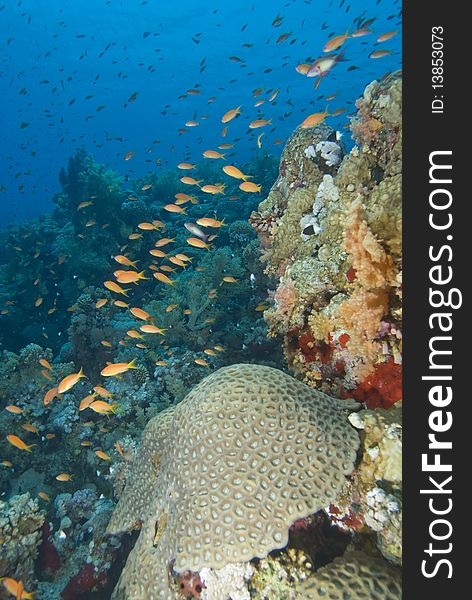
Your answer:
[128,358,138,369]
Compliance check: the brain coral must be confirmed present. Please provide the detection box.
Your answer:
[108,364,360,599]
[296,551,402,599]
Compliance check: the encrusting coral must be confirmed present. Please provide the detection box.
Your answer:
[329,404,402,566]
[107,363,360,599]
[295,550,401,599]
[251,71,402,407]
[0,493,45,587]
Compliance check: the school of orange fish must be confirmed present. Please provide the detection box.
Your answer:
[1,13,400,598]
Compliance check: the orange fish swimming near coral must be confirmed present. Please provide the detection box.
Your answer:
[6,435,35,452]
[57,367,86,394]
[101,359,138,377]
[0,578,34,600]
[104,281,130,296]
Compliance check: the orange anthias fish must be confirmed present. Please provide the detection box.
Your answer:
[0,578,34,600]
[249,119,272,129]
[155,237,175,248]
[130,307,152,321]
[175,192,197,204]
[127,329,144,339]
[163,204,186,214]
[377,31,398,43]
[39,358,53,370]
[323,32,350,52]
[5,405,23,414]
[44,386,59,406]
[88,400,119,415]
[196,217,226,228]
[137,222,157,230]
[95,450,112,461]
[21,424,39,435]
[369,49,392,59]
[295,62,311,75]
[6,435,35,452]
[201,183,226,195]
[186,237,211,250]
[194,358,210,366]
[222,165,252,181]
[140,324,168,335]
[114,255,138,268]
[301,111,330,128]
[221,106,241,123]
[79,393,97,411]
[239,181,262,193]
[180,176,202,186]
[93,385,113,398]
[57,367,86,394]
[116,270,148,284]
[116,441,125,458]
[56,473,73,481]
[153,272,175,285]
[101,359,138,377]
[104,281,131,296]
[203,150,225,159]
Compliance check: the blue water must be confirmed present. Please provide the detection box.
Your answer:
[0,0,401,227]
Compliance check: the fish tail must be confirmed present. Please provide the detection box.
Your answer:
[26,444,36,452]
[122,288,131,297]
[128,358,138,369]
[78,367,85,378]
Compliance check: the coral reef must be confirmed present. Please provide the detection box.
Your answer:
[329,404,402,566]
[200,563,254,600]
[0,68,402,600]
[0,493,45,587]
[251,72,402,403]
[107,364,360,599]
[295,550,401,599]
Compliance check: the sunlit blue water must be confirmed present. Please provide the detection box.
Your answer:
[0,0,401,226]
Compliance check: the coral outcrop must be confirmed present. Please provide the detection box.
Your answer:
[251,72,402,405]
[0,493,45,586]
[107,364,360,599]
[329,404,402,566]
[296,551,401,599]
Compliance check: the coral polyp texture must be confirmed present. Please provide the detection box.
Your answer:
[251,72,402,407]
[0,493,45,587]
[296,551,402,599]
[107,363,360,599]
